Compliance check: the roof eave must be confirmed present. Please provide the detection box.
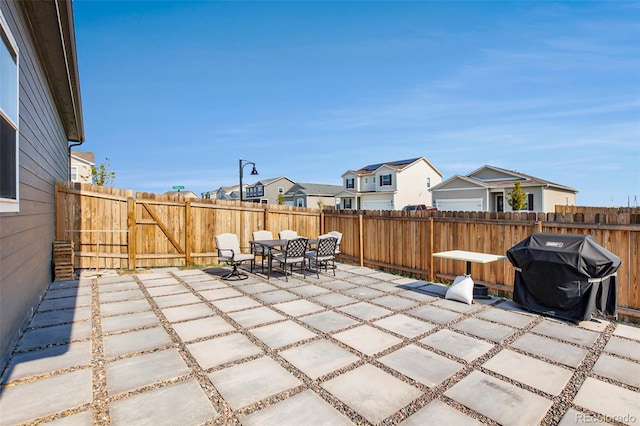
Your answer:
[19,0,84,142]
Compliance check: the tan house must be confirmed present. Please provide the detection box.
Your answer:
[244,177,296,204]
[336,157,443,210]
[70,150,94,183]
[0,0,84,367]
[430,165,578,213]
[284,182,343,208]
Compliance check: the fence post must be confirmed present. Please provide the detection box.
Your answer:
[185,199,192,266]
[127,197,136,270]
[429,217,434,281]
[358,213,364,267]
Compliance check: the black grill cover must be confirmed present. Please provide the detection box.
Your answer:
[507,232,620,322]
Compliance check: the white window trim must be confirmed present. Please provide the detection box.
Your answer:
[0,10,19,212]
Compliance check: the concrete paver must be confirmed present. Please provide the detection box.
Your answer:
[299,311,359,333]
[172,316,235,341]
[240,390,355,426]
[371,295,419,310]
[0,369,92,425]
[207,357,302,410]
[160,303,214,322]
[343,286,386,300]
[101,310,160,334]
[321,364,422,424]
[186,333,262,369]
[249,320,317,349]
[533,320,600,346]
[476,307,536,328]
[253,289,299,304]
[272,299,325,316]
[106,348,190,396]
[227,306,285,328]
[379,344,463,387]
[573,378,640,423]
[109,379,218,425]
[510,333,589,368]
[279,339,360,379]
[408,304,461,324]
[399,400,483,426]
[1,341,92,383]
[592,354,640,388]
[333,325,402,356]
[373,314,435,338]
[453,317,515,343]
[18,321,92,351]
[603,335,640,361]
[338,302,391,321]
[28,306,91,328]
[311,292,358,307]
[445,371,553,425]
[211,295,262,312]
[614,323,640,341]
[420,329,494,362]
[103,327,173,359]
[483,349,573,395]
[100,299,151,316]
[199,287,243,301]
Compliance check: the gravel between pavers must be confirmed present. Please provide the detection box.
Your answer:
[1,265,637,426]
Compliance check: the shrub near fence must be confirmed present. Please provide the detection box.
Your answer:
[55,181,640,320]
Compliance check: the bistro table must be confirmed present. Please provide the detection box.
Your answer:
[250,239,287,279]
[432,250,507,298]
[251,238,318,279]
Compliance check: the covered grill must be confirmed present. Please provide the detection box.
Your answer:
[507,232,620,322]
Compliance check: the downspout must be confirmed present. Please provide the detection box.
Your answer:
[68,141,83,181]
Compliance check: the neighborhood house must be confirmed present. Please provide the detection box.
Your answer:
[429,165,578,213]
[337,157,443,211]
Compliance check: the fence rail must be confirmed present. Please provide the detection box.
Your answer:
[55,181,640,320]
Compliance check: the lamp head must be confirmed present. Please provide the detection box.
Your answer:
[250,165,259,175]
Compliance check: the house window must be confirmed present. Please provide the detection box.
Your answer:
[70,166,79,182]
[346,178,354,189]
[365,178,368,184]
[380,174,392,186]
[496,195,504,212]
[278,187,284,194]
[296,198,303,207]
[1,13,19,212]
[526,193,534,211]
[427,177,431,188]
[344,199,352,209]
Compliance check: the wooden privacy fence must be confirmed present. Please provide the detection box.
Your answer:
[55,182,640,319]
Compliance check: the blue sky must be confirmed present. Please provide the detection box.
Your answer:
[74,1,640,206]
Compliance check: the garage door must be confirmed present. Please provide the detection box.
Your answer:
[436,199,483,212]
[363,200,393,211]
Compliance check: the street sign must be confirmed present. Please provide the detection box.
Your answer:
[172,185,184,190]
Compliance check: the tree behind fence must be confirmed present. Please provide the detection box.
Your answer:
[55,181,640,317]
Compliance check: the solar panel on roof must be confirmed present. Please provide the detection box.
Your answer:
[360,158,419,171]
[362,163,384,171]
[389,158,417,166]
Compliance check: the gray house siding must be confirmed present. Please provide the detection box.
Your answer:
[0,0,82,368]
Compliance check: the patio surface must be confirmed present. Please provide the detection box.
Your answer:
[1,263,639,425]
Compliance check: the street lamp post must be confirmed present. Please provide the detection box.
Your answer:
[239,158,258,202]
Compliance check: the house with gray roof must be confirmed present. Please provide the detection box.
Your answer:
[285,182,343,208]
[430,165,578,212]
